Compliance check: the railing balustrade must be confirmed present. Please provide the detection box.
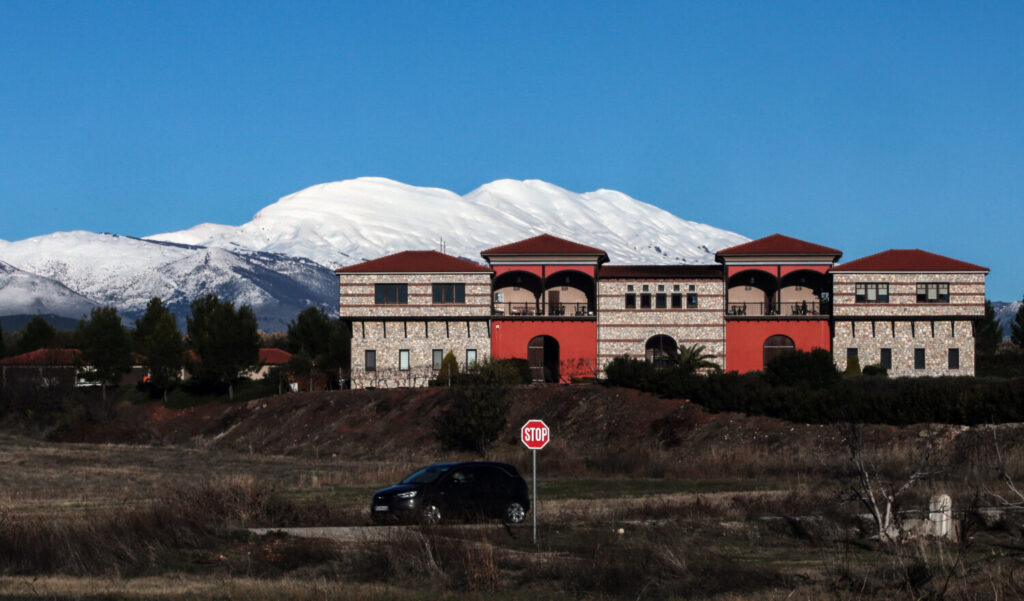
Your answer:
[726,301,824,317]
[492,302,595,317]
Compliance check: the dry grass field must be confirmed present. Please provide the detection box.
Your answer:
[2,385,1024,599]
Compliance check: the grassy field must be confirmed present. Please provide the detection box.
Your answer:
[2,426,1024,601]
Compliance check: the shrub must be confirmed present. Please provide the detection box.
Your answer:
[862,363,889,377]
[844,355,862,376]
[435,360,516,453]
[437,351,459,386]
[764,349,840,388]
[493,358,532,384]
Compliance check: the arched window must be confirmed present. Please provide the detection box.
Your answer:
[645,335,678,368]
[763,335,795,368]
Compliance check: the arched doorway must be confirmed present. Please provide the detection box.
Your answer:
[763,335,795,368]
[528,336,560,382]
[645,335,678,368]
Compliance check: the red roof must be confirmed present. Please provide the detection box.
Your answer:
[600,265,723,278]
[0,348,81,366]
[481,234,608,258]
[831,249,988,273]
[716,234,842,258]
[335,250,491,274]
[259,348,292,365]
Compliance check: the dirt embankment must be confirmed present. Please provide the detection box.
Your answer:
[47,384,1011,477]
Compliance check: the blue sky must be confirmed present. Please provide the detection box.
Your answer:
[1,1,1021,300]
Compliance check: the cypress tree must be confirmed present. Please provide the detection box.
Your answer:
[135,298,184,402]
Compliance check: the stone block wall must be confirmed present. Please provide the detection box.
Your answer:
[338,273,492,319]
[349,319,491,389]
[832,319,976,377]
[596,278,725,373]
[832,273,985,318]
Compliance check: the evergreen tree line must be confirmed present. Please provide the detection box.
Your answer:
[0,297,350,403]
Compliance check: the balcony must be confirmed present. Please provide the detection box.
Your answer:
[726,301,827,318]
[493,302,596,318]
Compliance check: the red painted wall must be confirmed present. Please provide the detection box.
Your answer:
[724,320,832,373]
[491,320,598,382]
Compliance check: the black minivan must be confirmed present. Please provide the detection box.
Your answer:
[371,461,530,525]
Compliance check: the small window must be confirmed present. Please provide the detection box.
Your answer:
[625,294,636,309]
[916,283,949,303]
[689,285,696,292]
[640,294,652,309]
[627,285,634,292]
[658,285,664,292]
[948,348,960,370]
[671,293,683,309]
[880,348,892,369]
[375,283,408,304]
[365,350,376,372]
[673,285,680,291]
[847,348,858,360]
[655,293,667,309]
[687,293,698,309]
[399,349,410,371]
[642,284,649,292]
[466,349,477,366]
[855,283,890,303]
[432,349,443,371]
[432,283,465,304]
[914,348,926,370]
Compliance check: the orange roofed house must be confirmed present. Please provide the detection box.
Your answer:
[336,234,988,388]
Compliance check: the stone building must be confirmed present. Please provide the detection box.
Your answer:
[337,233,989,388]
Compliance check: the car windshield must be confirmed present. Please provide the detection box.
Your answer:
[400,465,453,485]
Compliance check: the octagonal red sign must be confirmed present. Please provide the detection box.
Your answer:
[521,419,550,450]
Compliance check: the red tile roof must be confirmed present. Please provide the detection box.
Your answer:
[831,249,989,273]
[716,234,842,258]
[481,234,608,258]
[335,250,491,274]
[0,348,81,366]
[600,265,723,278]
[259,348,292,365]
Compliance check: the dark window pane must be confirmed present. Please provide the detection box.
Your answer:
[655,293,667,309]
[687,293,698,308]
[948,348,959,369]
[455,284,465,303]
[432,285,443,303]
[847,348,858,359]
[625,294,636,309]
[880,348,892,369]
[365,350,376,371]
[640,294,651,309]
[914,348,925,369]
[375,285,386,304]
[397,284,407,304]
[671,293,682,309]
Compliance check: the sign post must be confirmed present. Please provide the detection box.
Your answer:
[520,419,550,545]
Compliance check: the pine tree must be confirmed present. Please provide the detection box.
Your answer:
[186,294,260,400]
[1012,296,1024,349]
[75,307,133,401]
[18,316,57,354]
[976,300,1004,356]
[135,298,184,402]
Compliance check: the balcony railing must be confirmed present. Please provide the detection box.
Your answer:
[726,301,825,317]
[493,302,595,317]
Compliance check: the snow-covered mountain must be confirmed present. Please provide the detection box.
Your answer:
[148,178,748,266]
[0,178,749,330]
[993,301,1021,340]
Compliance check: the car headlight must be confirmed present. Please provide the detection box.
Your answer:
[396,490,418,499]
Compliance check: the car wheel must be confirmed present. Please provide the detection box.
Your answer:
[420,502,442,525]
[503,501,526,524]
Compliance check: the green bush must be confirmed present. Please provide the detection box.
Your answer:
[493,358,532,384]
[764,349,840,388]
[844,355,862,377]
[434,360,517,453]
[862,363,889,377]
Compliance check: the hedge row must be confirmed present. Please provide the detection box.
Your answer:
[604,354,1024,426]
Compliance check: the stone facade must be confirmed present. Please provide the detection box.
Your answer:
[338,272,492,319]
[596,278,725,372]
[832,319,975,377]
[832,273,985,318]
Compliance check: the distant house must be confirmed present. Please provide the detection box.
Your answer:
[0,348,83,392]
[249,348,293,379]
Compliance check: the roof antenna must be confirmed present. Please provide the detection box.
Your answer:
[440,237,446,254]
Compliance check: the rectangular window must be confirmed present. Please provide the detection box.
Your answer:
[948,348,960,370]
[365,350,376,372]
[855,283,889,303]
[655,293,667,309]
[658,285,664,292]
[374,283,408,304]
[673,284,680,291]
[432,349,443,371]
[671,293,683,309]
[916,282,950,303]
[627,285,634,292]
[399,349,410,371]
[640,294,652,309]
[880,348,892,369]
[624,294,636,309]
[687,293,698,309]
[432,283,465,304]
[847,348,858,360]
[914,348,926,370]
[466,349,477,366]
[642,285,649,292]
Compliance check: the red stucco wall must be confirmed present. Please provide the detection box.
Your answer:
[491,320,598,382]
[724,320,832,373]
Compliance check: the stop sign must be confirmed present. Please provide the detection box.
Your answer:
[521,419,550,450]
